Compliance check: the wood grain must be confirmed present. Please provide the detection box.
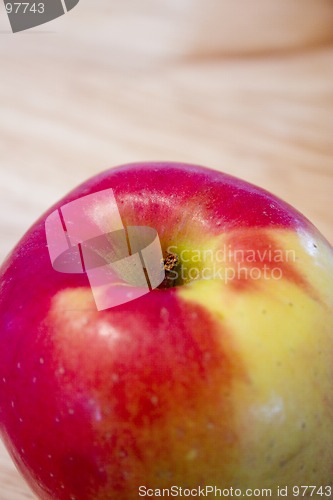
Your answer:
[0,1,332,498]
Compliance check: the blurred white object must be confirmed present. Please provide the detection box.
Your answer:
[87,0,333,60]
[60,1,333,63]
[180,0,333,55]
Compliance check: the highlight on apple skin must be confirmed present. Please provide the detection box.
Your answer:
[0,162,332,499]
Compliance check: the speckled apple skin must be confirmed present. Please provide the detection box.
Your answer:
[0,162,332,499]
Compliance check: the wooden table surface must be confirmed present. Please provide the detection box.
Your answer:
[0,1,332,498]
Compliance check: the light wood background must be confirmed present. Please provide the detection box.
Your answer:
[0,1,332,498]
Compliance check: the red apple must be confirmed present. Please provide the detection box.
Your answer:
[0,162,332,499]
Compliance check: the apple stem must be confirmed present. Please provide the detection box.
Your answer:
[158,252,180,289]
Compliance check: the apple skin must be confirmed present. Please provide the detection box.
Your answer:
[0,162,333,499]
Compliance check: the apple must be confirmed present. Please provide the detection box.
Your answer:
[0,162,332,499]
